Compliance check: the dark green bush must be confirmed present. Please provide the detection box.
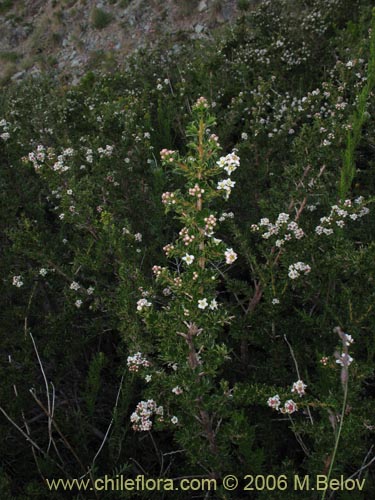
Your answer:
[91,7,113,30]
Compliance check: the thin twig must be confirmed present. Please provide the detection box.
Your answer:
[87,373,125,474]
[0,406,68,476]
[29,331,53,452]
[284,334,314,425]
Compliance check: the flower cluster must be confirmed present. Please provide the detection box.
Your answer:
[267,395,298,414]
[0,119,10,141]
[152,265,164,276]
[216,151,240,175]
[198,298,218,310]
[251,213,304,245]
[179,227,195,246]
[189,184,205,198]
[288,262,311,279]
[163,243,174,256]
[12,275,24,287]
[130,400,164,431]
[193,96,209,109]
[315,198,369,235]
[334,329,354,367]
[217,178,236,200]
[127,352,151,372]
[209,133,220,147]
[333,326,355,388]
[268,378,307,415]
[27,145,47,172]
[204,215,217,236]
[160,149,176,162]
[136,298,152,311]
[97,145,114,157]
[161,191,177,205]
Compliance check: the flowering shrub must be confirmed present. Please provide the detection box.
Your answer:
[128,98,245,473]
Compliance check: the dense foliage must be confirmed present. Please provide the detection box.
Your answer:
[1,0,375,498]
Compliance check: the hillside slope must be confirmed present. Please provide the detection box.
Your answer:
[0,0,239,84]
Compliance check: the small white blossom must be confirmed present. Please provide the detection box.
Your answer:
[267,395,281,410]
[198,298,208,310]
[182,254,195,265]
[336,353,353,367]
[172,386,183,395]
[225,248,237,264]
[291,380,307,397]
[70,281,80,291]
[209,299,218,310]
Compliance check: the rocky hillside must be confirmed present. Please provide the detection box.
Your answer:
[0,0,240,84]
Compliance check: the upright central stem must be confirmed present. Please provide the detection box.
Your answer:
[197,118,205,272]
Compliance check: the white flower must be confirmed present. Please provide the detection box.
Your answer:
[75,299,82,308]
[241,132,248,140]
[172,386,183,395]
[282,400,297,414]
[336,353,353,366]
[225,248,237,264]
[209,299,218,310]
[272,298,280,305]
[198,298,208,309]
[288,269,300,280]
[70,281,80,291]
[171,416,178,424]
[39,268,48,277]
[145,375,152,383]
[87,286,95,295]
[134,232,142,242]
[182,254,195,265]
[344,334,354,346]
[291,380,307,397]
[267,395,281,410]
